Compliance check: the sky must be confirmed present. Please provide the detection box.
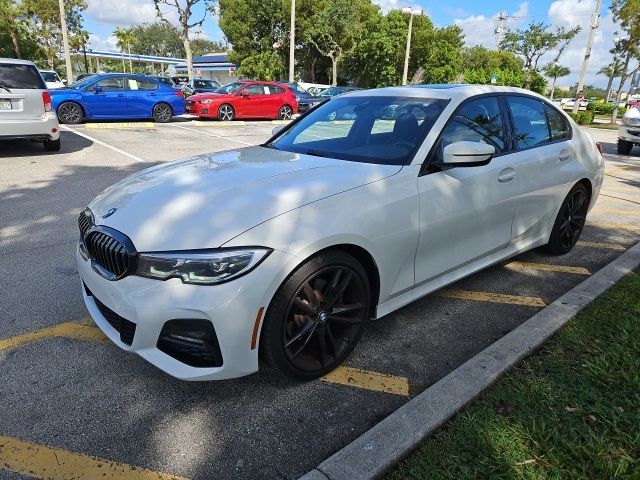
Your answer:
[84,0,619,88]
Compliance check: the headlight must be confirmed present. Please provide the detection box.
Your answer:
[623,116,640,126]
[202,99,214,104]
[135,248,272,285]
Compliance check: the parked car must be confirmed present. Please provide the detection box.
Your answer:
[297,86,362,114]
[147,75,176,87]
[618,106,640,154]
[0,58,61,151]
[50,73,186,124]
[182,78,221,96]
[186,81,297,121]
[278,82,314,102]
[39,70,65,89]
[76,85,603,381]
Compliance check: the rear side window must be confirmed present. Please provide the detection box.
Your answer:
[544,104,570,141]
[506,96,550,149]
[0,64,46,89]
[95,77,126,91]
[268,86,285,94]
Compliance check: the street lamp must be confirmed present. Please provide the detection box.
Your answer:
[401,7,422,86]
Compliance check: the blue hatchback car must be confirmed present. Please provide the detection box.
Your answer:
[50,73,186,124]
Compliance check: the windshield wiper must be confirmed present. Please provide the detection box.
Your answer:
[261,143,280,150]
[304,149,329,158]
[0,83,12,93]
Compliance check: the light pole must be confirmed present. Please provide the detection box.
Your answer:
[402,7,422,86]
[58,0,73,83]
[288,0,295,83]
[573,0,601,113]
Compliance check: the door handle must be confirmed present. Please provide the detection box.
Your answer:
[498,167,516,183]
[558,149,571,161]
[149,93,157,96]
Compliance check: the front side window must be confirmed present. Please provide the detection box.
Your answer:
[437,96,507,160]
[242,84,264,95]
[216,82,245,94]
[94,77,126,91]
[507,96,551,149]
[269,96,448,165]
[128,78,157,91]
[544,104,570,141]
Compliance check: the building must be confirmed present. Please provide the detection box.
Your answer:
[172,53,237,85]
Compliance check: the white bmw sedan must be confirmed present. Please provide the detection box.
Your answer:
[77,85,604,381]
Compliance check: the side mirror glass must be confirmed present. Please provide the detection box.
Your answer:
[92,85,103,93]
[442,141,495,167]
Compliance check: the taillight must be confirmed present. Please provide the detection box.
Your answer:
[596,142,603,154]
[174,89,183,97]
[42,91,52,112]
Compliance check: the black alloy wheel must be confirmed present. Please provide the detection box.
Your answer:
[261,251,370,380]
[278,105,293,120]
[545,183,589,254]
[57,102,83,124]
[152,103,173,123]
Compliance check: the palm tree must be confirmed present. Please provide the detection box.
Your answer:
[113,27,135,73]
[543,62,571,100]
[598,60,625,102]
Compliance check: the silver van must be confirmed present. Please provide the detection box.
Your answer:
[0,58,61,151]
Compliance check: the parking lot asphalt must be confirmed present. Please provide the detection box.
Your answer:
[1,121,639,479]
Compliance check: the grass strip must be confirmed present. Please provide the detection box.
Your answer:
[387,270,640,479]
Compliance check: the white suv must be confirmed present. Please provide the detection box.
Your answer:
[618,106,640,155]
[0,58,61,151]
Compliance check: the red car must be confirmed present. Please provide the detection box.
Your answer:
[186,81,298,121]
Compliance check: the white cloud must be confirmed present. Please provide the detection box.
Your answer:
[454,2,529,50]
[85,0,178,27]
[88,33,117,51]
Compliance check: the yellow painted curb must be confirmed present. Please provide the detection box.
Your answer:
[437,289,546,307]
[0,319,108,352]
[189,120,245,126]
[505,261,591,275]
[322,366,409,396]
[86,122,155,129]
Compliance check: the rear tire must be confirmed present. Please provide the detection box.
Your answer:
[260,250,371,380]
[545,183,589,255]
[217,104,235,121]
[618,139,633,155]
[43,138,61,151]
[57,102,83,124]
[152,103,173,123]
[277,104,293,120]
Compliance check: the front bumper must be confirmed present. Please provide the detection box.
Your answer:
[77,244,299,380]
[0,113,60,141]
[618,125,640,143]
[186,102,214,117]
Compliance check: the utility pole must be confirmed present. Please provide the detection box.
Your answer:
[58,0,73,83]
[288,0,295,83]
[573,0,601,113]
[494,11,507,50]
[402,8,422,86]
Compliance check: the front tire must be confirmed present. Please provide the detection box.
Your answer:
[43,138,61,151]
[545,183,589,255]
[152,103,173,123]
[618,139,633,155]
[260,250,371,380]
[57,102,83,124]
[217,104,235,121]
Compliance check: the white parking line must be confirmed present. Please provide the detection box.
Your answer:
[165,123,255,146]
[61,126,146,163]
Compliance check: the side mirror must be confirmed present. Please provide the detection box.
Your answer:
[92,85,103,94]
[272,126,284,136]
[442,141,495,167]
[238,91,249,97]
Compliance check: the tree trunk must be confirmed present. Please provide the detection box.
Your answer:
[128,44,133,73]
[8,27,21,58]
[604,74,614,103]
[331,57,337,86]
[309,57,316,83]
[550,76,557,100]
[611,54,631,124]
[183,36,193,81]
[523,68,531,90]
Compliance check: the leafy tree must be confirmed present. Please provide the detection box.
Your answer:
[543,62,570,99]
[190,38,228,56]
[114,26,135,73]
[154,0,215,81]
[460,45,524,87]
[597,60,625,102]
[128,22,185,58]
[500,22,580,89]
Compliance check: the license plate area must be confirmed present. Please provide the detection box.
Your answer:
[0,99,11,110]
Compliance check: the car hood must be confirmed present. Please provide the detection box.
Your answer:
[89,147,401,252]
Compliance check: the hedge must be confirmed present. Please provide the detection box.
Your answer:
[586,102,616,115]
[567,111,596,125]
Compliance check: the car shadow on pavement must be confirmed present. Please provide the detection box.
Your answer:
[0,130,93,158]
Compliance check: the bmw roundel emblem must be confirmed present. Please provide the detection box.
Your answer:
[102,207,117,219]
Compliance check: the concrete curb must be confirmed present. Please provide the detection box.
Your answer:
[299,241,640,480]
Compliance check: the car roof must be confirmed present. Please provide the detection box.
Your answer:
[344,84,542,100]
[0,57,37,66]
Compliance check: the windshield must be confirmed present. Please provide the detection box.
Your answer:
[268,96,449,165]
[216,82,245,94]
[41,71,61,82]
[68,75,101,90]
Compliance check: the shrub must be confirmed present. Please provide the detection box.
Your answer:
[586,103,615,115]
[567,111,595,125]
